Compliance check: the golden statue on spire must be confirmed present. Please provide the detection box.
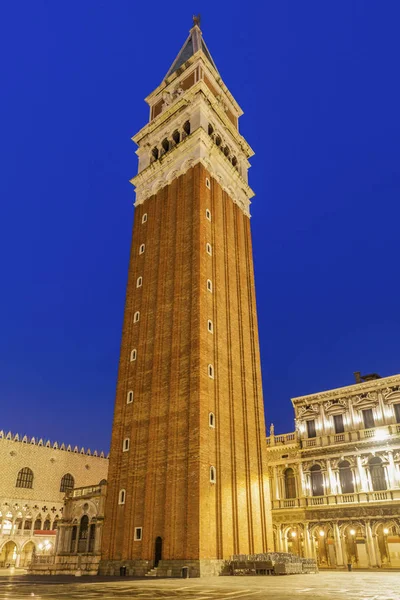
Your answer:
[192,14,201,28]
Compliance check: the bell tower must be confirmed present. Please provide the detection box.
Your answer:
[100,19,273,577]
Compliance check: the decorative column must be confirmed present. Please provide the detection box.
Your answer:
[273,467,280,501]
[356,455,368,492]
[333,523,344,566]
[303,524,313,558]
[298,463,307,497]
[326,460,336,495]
[387,451,397,489]
[372,533,382,567]
[365,522,377,567]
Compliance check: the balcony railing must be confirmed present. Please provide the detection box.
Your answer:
[266,424,400,448]
[72,485,101,497]
[272,488,400,510]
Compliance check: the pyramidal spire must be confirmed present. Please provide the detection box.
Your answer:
[164,15,219,80]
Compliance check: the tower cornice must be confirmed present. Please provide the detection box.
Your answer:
[130,127,254,216]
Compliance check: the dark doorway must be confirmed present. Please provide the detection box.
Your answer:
[154,536,162,567]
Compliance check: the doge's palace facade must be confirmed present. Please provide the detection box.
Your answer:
[266,373,400,568]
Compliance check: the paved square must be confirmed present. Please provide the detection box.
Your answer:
[1,572,400,600]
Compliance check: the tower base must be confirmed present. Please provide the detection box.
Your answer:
[98,558,227,578]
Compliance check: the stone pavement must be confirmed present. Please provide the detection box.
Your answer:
[0,572,400,600]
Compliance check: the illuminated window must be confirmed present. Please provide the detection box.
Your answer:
[207,320,213,333]
[136,276,142,288]
[139,244,145,255]
[207,279,212,293]
[206,243,212,256]
[205,178,211,189]
[123,438,130,452]
[206,209,211,221]
[118,489,126,505]
[134,311,140,323]
[209,412,215,428]
[142,213,147,224]
[130,349,137,361]
[208,364,214,379]
[127,391,133,404]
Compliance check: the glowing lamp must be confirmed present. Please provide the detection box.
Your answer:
[319,530,325,537]
[349,529,356,536]
[383,528,389,535]
[374,429,388,441]
[38,543,43,550]
[291,531,297,538]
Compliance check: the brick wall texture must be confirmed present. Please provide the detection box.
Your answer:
[101,163,272,564]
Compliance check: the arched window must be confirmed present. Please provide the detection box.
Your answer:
[119,489,126,505]
[162,138,170,153]
[394,403,400,423]
[142,213,147,224]
[123,438,130,452]
[310,464,324,496]
[33,517,42,530]
[139,244,145,255]
[16,467,34,489]
[206,243,212,255]
[284,468,297,499]
[207,279,212,292]
[70,525,77,552]
[210,466,216,483]
[231,156,237,167]
[151,147,159,161]
[43,518,51,530]
[207,320,213,333]
[127,390,133,404]
[208,364,214,379]
[78,515,89,552]
[24,520,32,531]
[183,120,191,136]
[215,135,221,147]
[208,123,214,136]
[172,130,180,145]
[130,349,137,362]
[88,523,96,552]
[134,311,140,323]
[60,473,75,493]
[136,276,142,288]
[52,519,58,530]
[338,460,354,494]
[223,146,230,157]
[370,457,387,491]
[209,412,215,428]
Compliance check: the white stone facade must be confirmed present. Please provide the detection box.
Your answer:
[266,374,400,568]
[0,431,108,569]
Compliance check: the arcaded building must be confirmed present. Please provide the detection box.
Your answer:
[266,373,400,568]
[100,19,272,577]
[0,431,108,569]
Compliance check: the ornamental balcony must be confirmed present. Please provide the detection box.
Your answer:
[266,424,400,449]
[272,488,400,510]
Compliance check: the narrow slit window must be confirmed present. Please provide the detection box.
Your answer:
[206,209,211,221]
[119,489,126,505]
[183,120,191,136]
[130,349,137,362]
[208,364,214,379]
[136,276,142,288]
[208,320,213,333]
[209,412,215,428]
[127,391,133,404]
[142,213,147,224]
[210,466,216,483]
[134,527,142,541]
[207,279,213,293]
[139,244,145,255]
[205,178,211,189]
[123,438,130,452]
[134,311,140,323]
[206,243,212,256]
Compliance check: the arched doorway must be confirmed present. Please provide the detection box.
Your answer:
[20,542,35,567]
[154,537,162,567]
[0,541,17,567]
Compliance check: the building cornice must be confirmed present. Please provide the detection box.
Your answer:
[292,374,400,407]
[0,430,109,459]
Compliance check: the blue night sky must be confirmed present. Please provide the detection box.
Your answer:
[1,1,399,452]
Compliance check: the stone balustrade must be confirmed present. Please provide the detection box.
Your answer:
[272,488,400,510]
